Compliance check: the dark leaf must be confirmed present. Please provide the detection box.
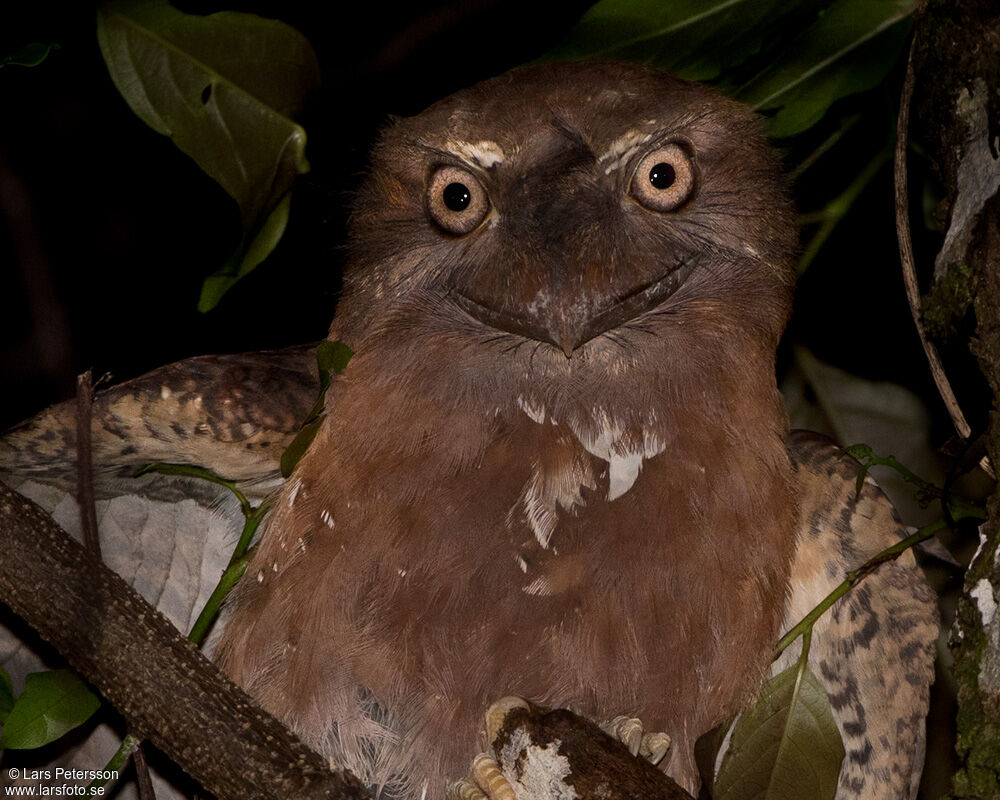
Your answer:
[97,0,318,308]
[280,418,323,479]
[197,193,292,312]
[548,0,833,81]
[0,667,13,723]
[736,0,915,137]
[317,340,354,379]
[1,42,59,68]
[280,341,352,477]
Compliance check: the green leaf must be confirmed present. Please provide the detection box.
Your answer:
[548,0,833,81]
[0,670,100,750]
[736,0,915,137]
[280,341,353,478]
[134,461,250,515]
[1,42,59,68]
[317,340,354,379]
[97,0,318,306]
[0,667,13,723]
[714,664,845,800]
[197,192,292,312]
[280,417,324,479]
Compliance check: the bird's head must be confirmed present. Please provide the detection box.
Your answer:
[336,62,796,425]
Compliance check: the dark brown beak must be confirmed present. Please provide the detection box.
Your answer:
[452,260,692,357]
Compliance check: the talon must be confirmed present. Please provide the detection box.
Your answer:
[602,714,629,738]
[640,731,671,766]
[623,719,643,756]
[448,778,487,800]
[484,696,530,744]
[605,714,643,755]
[472,753,516,800]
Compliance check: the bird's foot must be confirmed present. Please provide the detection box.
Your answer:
[599,715,671,766]
[446,753,515,800]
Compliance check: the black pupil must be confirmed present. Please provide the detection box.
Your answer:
[649,162,676,190]
[443,182,472,212]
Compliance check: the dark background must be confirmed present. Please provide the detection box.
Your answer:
[0,0,961,437]
[0,3,986,795]
[0,0,597,426]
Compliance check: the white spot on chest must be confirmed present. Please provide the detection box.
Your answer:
[512,403,664,547]
[569,412,665,501]
[288,478,302,508]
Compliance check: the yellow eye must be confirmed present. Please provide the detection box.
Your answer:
[629,143,697,212]
[427,165,491,235]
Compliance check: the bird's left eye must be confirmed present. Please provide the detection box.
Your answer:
[427,165,491,235]
[630,143,697,212]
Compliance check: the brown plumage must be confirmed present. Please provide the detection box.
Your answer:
[215,62,800,797]
[1,60,936,800]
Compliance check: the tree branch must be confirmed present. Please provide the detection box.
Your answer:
[0,479,371,800]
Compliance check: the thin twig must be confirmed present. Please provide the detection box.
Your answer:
[133,743,156,800]
[88,734,141,795]
[75,370,100,558]
[187,549,255,647]
[788,114,861,182]
[799,147,889,273]
[894,34,974,442]
[774,519,948,660]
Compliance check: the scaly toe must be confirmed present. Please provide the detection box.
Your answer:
[639,731,672,766]
[470,753,517,800]
[602,714,644,756]
[447,778,487,800]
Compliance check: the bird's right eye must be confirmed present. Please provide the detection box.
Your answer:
[630,142,697,213]
[427,166,491,235]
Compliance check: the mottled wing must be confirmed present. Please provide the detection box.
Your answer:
[0,345,320,800]
[781,431,938,800]
[0,344,319,497]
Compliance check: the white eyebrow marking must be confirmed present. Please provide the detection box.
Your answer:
[448,139,505,168]
[599,130,653,174]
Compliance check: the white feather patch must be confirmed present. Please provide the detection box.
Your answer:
[599,129,652,175]
[608,453,642,501]
[288,478,302,508]
[522,577,552,596]
[569,411,664,501]
[519,455,595,549]
[517,396,547,425]
[449,139,505,168]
